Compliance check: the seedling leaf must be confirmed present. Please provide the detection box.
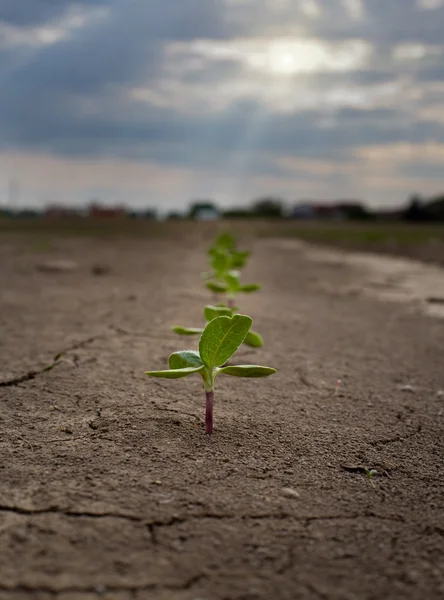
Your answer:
[204,305,233,322]
[172,326,203,336]
[215,232,235,251]
[217,365,276,377]
[145,366,204,379]
[199,314,252,369]
[211,250,231,273]
[239,283,261,293]
[224,271,240,292]
[244,330,263,347]
[231,250,250,268]
[206,281,227,293]
[169,350,203,369]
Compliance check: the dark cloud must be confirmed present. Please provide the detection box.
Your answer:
[2,0,234,94]
[0,0,443,191]
[0,0,108,26]
[3,82,443,179]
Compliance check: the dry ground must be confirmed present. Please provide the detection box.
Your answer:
[1,225,443,600]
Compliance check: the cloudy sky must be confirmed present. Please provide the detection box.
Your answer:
[1,0,444,212]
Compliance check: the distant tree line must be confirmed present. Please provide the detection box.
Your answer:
[186,193,444,222]
[1,192,443,222]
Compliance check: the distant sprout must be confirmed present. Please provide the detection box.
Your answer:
[364,468,378,488]
[172,305,264,348]
[203,232,251,282]
[211,231,236,253]
[204,248,232,282]
[203,247,251,282]
[230,249,251,269]
[146,315,276,435]
[205,270,260,308]
[206,279,229,294]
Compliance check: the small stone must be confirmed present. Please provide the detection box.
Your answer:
[437,390,444,398]
[91,264,110,276]
[400,384,415,393]
[281,487,300,499]
[36,260,78,273]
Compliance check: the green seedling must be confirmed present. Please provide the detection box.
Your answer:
[203,246,251,282]
[206,270,260,308]
[172,305,263,347]
[145,315,276,435]
[364,468,378,488]
[203,231,251,280]
[210,231,236,253]
[211,243,250,269]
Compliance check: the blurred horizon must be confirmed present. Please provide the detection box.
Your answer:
[1,0,444,211]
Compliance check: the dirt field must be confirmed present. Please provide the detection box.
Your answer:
[1,225,443,600]
[259,221,444,268]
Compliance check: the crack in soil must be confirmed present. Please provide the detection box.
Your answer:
[0,573,205,596]
[305,511,406,526]
[0,363,63,388]
[0,504,142,522]
[0,323,175,389]
[0,333,106,388]
[0,505,406,531]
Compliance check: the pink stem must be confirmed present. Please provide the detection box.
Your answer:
[227,298,234,309]
[205,391,214,435]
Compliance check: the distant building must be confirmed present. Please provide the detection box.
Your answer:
[195,207,219,220]
[291,203,317,219]
[88,202,126,218]
[290,200,369,220]
[188,201,220,221]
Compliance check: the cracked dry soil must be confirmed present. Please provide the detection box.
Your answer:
[1,227,443,600]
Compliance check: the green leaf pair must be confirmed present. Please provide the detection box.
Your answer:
[205,232,252,283]
[205,270,261,298]
[147,314,274,381]
[172,305,263,348]
[145,315,276,434]
[205,248,251,282]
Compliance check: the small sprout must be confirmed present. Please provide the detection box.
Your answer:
[205,270,261,307]
[364,468,378,488]
[206,280,228,294]
[172,305,264,348]
[230,249,251,269]
[146,315,276,435]
[41,352,64,373]
[212,232,236,253]
[204,233,251,283]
